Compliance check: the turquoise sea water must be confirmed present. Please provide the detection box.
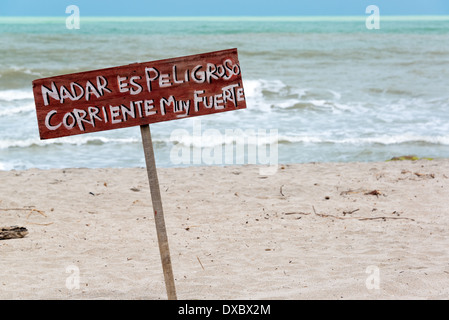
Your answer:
[1,16,449,170]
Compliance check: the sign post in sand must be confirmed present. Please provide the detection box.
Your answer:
[140,123,177,299]
[32,48,246,300]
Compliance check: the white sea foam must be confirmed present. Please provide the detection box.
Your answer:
[242,79,351,112]
[0,89,34,101]
[0,103,35,116]
[0,136,141,149]
[9,65,42,76]
[146,132,449,148]
[243,79,274,112]
[274,98,303,109]
[277,134,449,146]
[170,129,279,148]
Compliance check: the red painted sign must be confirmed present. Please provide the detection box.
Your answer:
[32,48,246,140]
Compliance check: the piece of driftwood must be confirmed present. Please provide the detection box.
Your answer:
[0,226,28,240]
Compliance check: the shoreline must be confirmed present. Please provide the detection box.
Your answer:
[1,159,449,299]
[0,155,444,173]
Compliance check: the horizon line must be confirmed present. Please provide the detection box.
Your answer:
[1,15,449,20]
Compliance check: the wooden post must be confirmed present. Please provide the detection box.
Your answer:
[140,124,177,300]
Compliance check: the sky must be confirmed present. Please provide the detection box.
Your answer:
[1,0,449,16]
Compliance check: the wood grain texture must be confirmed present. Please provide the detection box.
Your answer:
[32,49,246,140]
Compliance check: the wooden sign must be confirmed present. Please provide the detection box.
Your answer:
[32,48,246,140]
[31,49,247,301]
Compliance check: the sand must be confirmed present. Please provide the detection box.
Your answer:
[1,159,449,300]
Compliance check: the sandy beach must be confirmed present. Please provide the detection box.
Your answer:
[1,159,449,300]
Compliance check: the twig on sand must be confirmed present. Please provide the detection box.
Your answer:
[283,212,310,216]
[312,205,344,219]
[1,207,47,218]
[197,256,205,270]
[358,216,415,221]
[0,207,35,211]
[26,222,54,226]
[1,207,51,227]
[364,190,382,197]
[26,208,47,219]
[312,206,415,222]
[280,185,285,197]
[343,208,360,216]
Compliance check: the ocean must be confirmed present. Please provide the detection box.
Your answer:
[1,16,449,170]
